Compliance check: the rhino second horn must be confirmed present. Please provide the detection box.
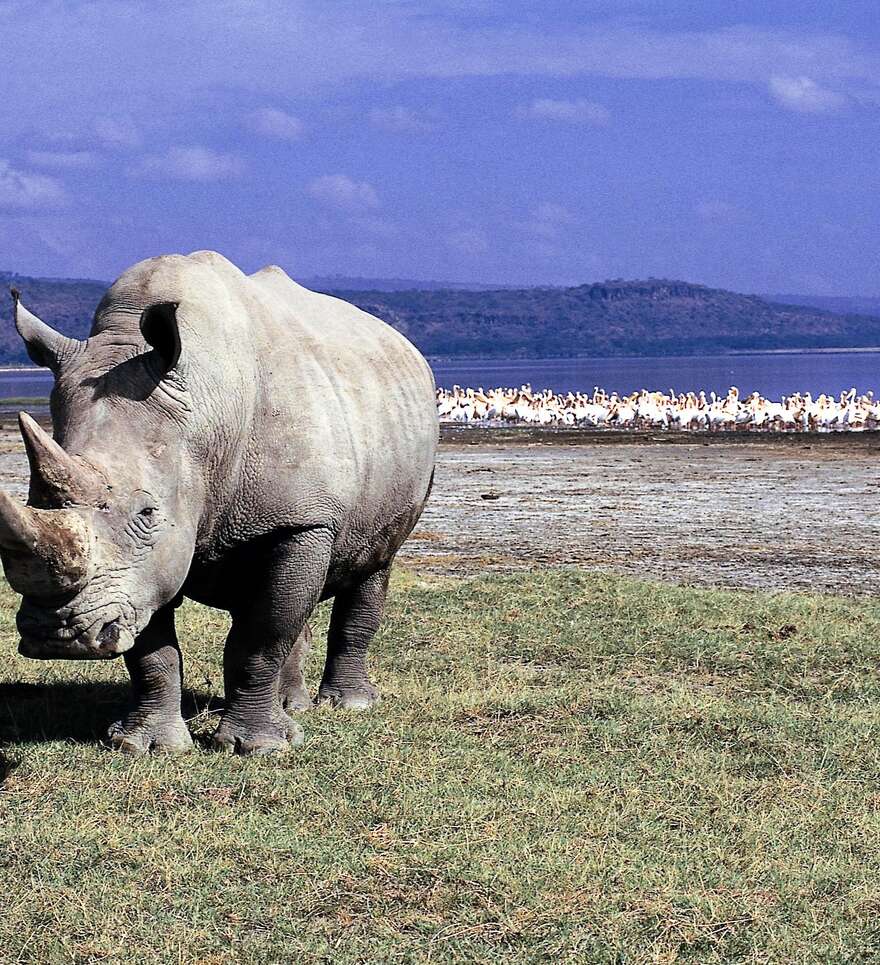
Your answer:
[18,412,104,507]
[10,288,78,372]
[0,490,93,596]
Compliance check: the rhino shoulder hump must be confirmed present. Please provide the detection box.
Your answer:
[186,250,242,271]
[249,264,304,288]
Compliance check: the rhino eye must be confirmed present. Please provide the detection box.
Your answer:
[127,503,160,544]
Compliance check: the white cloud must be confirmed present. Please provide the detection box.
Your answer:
[1,9,878,110]
[26,150,98,169]
[133,146,245,181]
[94,116,142,149]
[246,107,304,141]
[2,10,878,145]
[308,174,379,211]
[516,97,610,124]
[0,160,66,209]
[769,76,846,113]
[369,106,433,133]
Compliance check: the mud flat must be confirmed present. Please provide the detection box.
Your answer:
[0,419,878,595]
[401,426,880,594]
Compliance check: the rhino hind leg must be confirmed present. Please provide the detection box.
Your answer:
[277,623,314,711]
[317,564,389,710]
[107,605,193,756]
[213,530,332,755]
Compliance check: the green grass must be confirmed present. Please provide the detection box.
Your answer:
[2,569,880,962]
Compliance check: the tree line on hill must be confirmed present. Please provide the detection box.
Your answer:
[1,270,879,365]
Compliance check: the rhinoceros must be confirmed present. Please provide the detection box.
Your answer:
[1,251,437,755]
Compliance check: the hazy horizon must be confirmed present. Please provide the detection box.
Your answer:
[2,1,879,295]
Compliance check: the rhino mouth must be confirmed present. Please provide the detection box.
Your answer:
[17,611,135,660]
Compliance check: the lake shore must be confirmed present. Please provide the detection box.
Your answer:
[402,428,880,595]
[439,424,880,447]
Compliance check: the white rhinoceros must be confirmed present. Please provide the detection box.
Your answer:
[1,250,438,754]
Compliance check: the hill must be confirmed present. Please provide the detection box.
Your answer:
[326,279,880,358]
[300,275,512,292]
[3,272,880,363]
[765,293,880,318]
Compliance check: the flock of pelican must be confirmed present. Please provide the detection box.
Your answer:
[437,385,880,431]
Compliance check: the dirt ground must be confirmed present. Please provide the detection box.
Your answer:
[1,416,878,595]
[401,427,880,595]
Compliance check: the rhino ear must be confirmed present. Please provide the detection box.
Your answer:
[140,301,181,371]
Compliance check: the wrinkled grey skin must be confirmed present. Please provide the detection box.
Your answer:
[0,251,437,755]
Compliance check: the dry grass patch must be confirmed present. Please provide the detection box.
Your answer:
[1,570,880,960]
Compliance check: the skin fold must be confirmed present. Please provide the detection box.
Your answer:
[0,251,438,755]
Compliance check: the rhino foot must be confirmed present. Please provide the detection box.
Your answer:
[107,716,194,757]
[317,682,380,710]
[212,713,304,756]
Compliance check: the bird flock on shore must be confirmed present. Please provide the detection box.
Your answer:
[437,385,880,431]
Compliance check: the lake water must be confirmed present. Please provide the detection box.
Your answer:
[0,370,55,400]
[432,352,880,399]
[3,351,880,405]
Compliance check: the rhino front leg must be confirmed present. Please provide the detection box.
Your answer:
[213,530,331,755]
[107,604,193,756]
[318,564,389,710]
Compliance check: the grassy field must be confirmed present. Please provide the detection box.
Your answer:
[1,569,880,962]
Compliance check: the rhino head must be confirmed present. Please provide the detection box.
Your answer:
[1,289,199,659]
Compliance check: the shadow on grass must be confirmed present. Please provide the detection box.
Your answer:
[0,681,222,746]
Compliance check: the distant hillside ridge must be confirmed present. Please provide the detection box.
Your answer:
[3,271,880,364]
[765,293,880,318]
[300,275,515,292]
[325,278,880,358]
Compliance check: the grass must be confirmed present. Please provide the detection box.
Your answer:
[2,568,880,962]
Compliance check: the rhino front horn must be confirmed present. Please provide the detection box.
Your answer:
[18,412,104,507]
[0,489,42,554]
[10,288,78,373]
[0,490,93,597]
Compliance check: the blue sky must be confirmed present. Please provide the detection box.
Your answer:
[1,0,878,293]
